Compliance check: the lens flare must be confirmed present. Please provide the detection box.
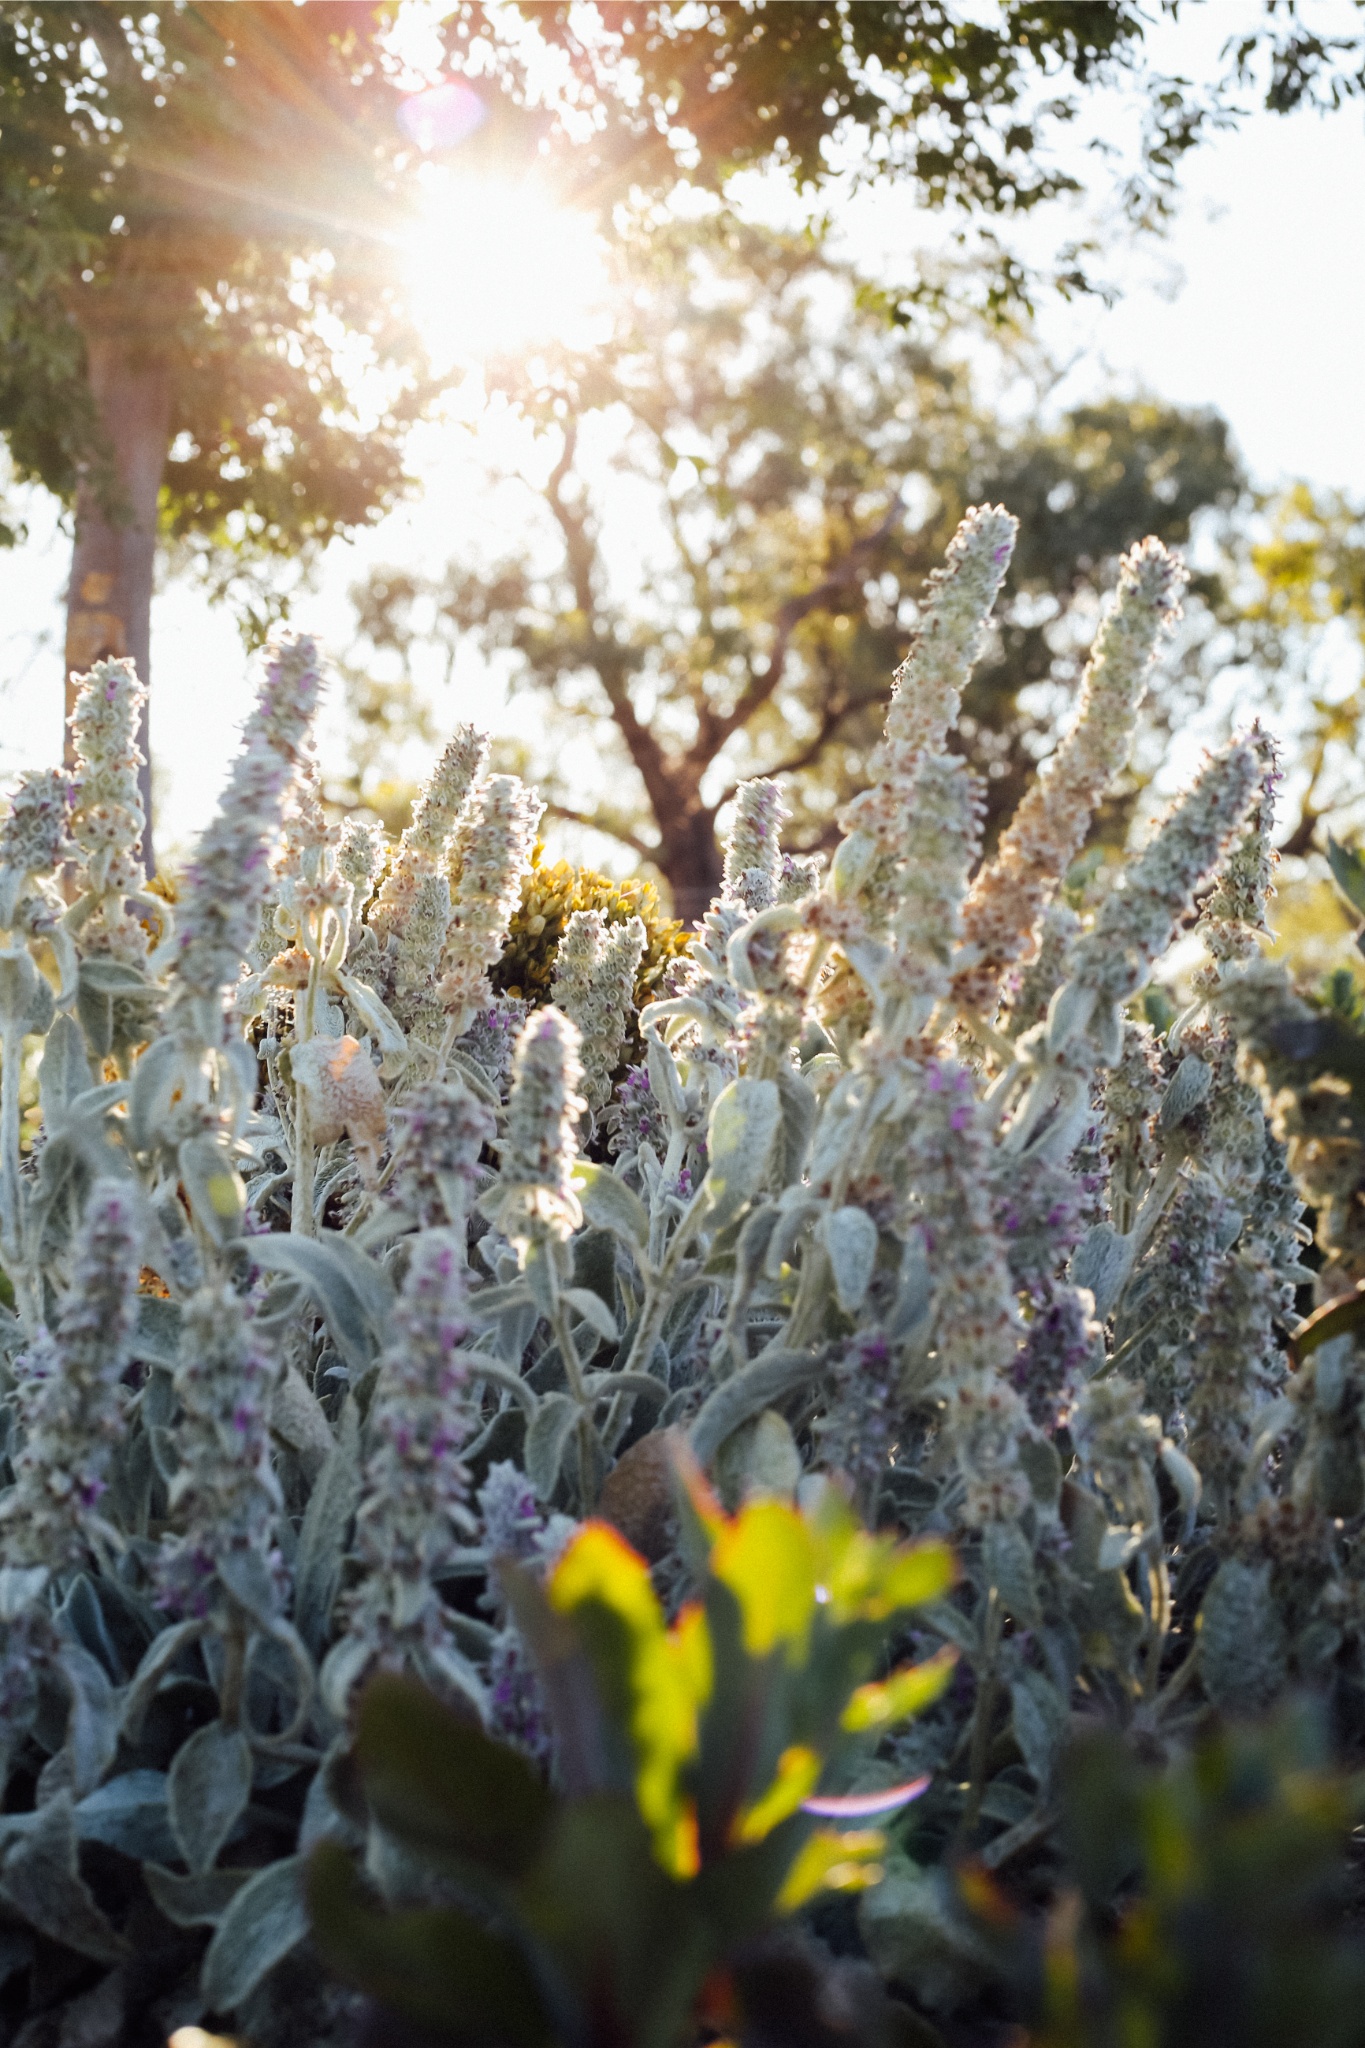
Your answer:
[401,169,606,369]
[397,79,487,153]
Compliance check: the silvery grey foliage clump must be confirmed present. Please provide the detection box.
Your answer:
[0,522,1353,2039]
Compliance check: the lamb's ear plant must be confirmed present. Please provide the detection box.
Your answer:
[0,506,1359,2044]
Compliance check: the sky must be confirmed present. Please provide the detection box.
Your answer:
[1,0,1363,863]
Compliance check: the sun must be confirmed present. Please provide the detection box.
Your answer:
[402,167,607,371]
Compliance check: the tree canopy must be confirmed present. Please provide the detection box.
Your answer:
[437,1,1365,307]
[347,215,1248,916]
[0,4,433,555]
[0,2,449,847]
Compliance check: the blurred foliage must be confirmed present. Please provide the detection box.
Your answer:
[348,213,1249,915]
[1242,487,1365,859]
[957,1710,1365,2048]
[309,1473,956,2048]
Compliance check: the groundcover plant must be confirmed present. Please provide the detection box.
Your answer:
[0,507,1362,2047]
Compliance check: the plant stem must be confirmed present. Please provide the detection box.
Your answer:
[290,942,321,1238]
[959,1586,1002,1842]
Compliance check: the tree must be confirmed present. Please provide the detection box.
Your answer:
[438,2,1365,308]
[348,216,1244,918]
[1237,484,1365,859]
[0,3,465,856]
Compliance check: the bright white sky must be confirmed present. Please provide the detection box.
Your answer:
[0,0,1362,863]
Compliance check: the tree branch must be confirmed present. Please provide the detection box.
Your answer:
[542,428,691,830]
[540,800,656,861]
[695,493,903,761]
[740,693,856,786]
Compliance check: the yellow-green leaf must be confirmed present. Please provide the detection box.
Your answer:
[710,1498,816,1661]
[841,1647,958,1734]
[775,1827,885,1913]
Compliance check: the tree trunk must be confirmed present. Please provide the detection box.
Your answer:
[658,802,724,927]
[64,323,172,872]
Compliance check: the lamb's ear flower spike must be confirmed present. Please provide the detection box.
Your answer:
[838,503,1016,865]
[370,723,489,948]
[1193,720,1281,988]
[67,656,150,958]
[879,751,984,1041]
[391,870,454,1041]
[336,1228,478,1702]
[482,1004,586,1248]
[955,535,1187,1018]
[388,1077,495,1230]
[550,908,606,1024]
[902,1057,1033,1527]
[162,629,324,1030]
[0,1179,140,1574]
[1067,737,1260,1013]
[577,914,647,1114]
[723,778,788,913]
[156,1281,284,1623]
[337,816,383,915]
[0,768,72,929]
[439,774,543,1035]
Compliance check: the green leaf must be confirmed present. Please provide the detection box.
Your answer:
[819,1205,879,1314]
[169,1720,253,1876]
[245,1231,394,1374]
[1291,1281,1365,1361]
[1009,1667,1068,1790]
[307,1843,555,2047]
[143,1862,251,1929]
[564,1285,618,1343]
[1328,834,1365,919]
[355,1674,554,1880]
[57,1642,120,1796]
[0,1794,125,1964]
[201,1855,309,2014]
[218,1547,284,1631]
[126,1033,182,1155]
[294,1401,361,1657]
[703,1078,782,1229]
[689,1349,825,1468]
[524,1393,581,1501]
[178,1133,246,1244]
[75,1771,178,1864]
[75,975,113,1060]
[270,1363,336,1482]
[78,957,156,995]
[38,1012,91,1121]
[775,1064,816,1183]
[1200,1559,1287,1715]
[981,1520,1042,1631]
[132,1296,181,1370]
